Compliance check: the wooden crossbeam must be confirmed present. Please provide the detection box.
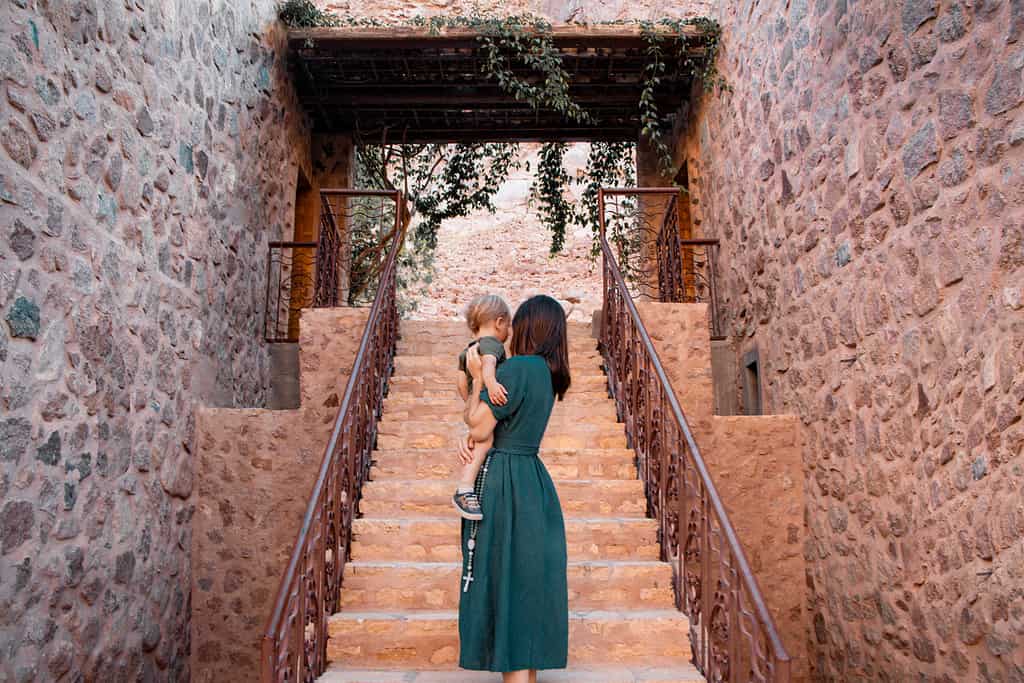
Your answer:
[288,23,711,51]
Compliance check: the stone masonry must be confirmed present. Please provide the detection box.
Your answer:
[680,0,1024,680]
[0,1,312,680]
[192,308,368,683]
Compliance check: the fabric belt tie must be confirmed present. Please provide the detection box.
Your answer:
[492,443,539,456]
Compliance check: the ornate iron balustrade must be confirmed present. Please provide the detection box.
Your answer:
[265,189,402,342]
[261,190,404,683]
[655,194,724,340]
[265,241,320,343]
[598,188,791,683]
[600,188,723,339]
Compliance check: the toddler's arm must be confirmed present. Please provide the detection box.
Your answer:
[482,355,507,405]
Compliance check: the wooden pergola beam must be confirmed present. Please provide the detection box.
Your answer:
[288,23,711,51]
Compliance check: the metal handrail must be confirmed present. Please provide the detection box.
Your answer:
[261,190,404,683]
[598,188,791,682]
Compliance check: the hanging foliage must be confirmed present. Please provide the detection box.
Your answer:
[531,143,574,255]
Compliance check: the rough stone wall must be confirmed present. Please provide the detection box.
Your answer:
[319,0,716,23]
[0,1,311,680]
[682,0,1024,680]
[192,308,368,683]
[707,415,807,682]
[636,302,715,442]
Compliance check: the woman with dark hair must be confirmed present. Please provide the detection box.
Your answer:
[457,294,572,683]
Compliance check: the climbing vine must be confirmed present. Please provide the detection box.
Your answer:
[278,1,724,258]
[531,143,575,255]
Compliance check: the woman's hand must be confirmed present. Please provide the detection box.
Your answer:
[466,345,484,382]
[456,432,475,465]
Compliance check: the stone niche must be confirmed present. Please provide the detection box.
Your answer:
[637,302,808,681]
[191,308,368,683]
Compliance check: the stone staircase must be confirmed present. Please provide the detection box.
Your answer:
[318,320,704,683]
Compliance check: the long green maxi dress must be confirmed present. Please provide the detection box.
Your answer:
[458,354,569,672]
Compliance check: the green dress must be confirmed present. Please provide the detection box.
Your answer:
[458,355,569,672]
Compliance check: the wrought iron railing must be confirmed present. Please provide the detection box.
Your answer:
[265,241,319,343]
[598,188,791,683]
[655,194,724,339]
[261,190,404,683]
[601,188,723,339]
[265,190,402,342]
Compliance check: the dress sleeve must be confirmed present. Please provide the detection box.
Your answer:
[481,360,525,421]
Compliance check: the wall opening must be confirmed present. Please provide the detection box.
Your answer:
[742,348,763,416]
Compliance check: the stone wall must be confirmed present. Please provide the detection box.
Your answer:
[636,302,715,442]
[0,1,311,680]
[707,415,807,682]
[682,0,1024,680]
[192,308,368,683]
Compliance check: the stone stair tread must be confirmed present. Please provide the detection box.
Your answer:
[319,665,704,682]
[339,558,676,610]
[330,608,688,621]
[373,448,634,456]
[348,561,667,573]
[351,517,660,561]
[354,515,654,523]
[360,479,645,516]
[395,353,603,362]
[369,451,637,481]
[326,608,691,665]
[376,420,623,432]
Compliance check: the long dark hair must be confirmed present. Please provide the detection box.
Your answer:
[510,295,571,401]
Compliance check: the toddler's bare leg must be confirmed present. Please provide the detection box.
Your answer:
[458,435,492,489]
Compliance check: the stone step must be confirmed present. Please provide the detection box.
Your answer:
[396,343,601,357]
[382,397,618,421]
[394,353,604,373]
[369,449,637,481]
[360,479,646,517]
[350,517,659,562]
[326,609,691,668]
[399,319,593,331]
[319,665,705,682]
[386,391,616,409]
[388,373,609,392]
[396,334,597,350]
[385,385,611,401]
[339,560,675,611]
[376,422,627,451]
[397,333,598,348]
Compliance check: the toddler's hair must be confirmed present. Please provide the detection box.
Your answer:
[465,295,511,334]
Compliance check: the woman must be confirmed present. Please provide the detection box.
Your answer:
[457,295,572,683]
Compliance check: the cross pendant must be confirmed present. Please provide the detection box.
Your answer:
[462,572,474,592]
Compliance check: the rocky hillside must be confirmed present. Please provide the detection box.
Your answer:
[403,144,603,323]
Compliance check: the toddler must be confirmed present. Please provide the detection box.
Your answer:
[453,294,510,520]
